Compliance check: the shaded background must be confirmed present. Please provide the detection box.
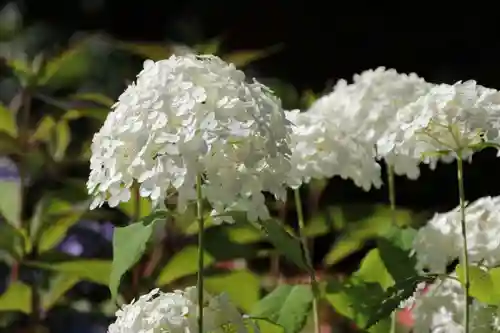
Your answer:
[0,1,499,332]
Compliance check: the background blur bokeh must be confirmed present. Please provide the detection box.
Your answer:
[0,1,499,332]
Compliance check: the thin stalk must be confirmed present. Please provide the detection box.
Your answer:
[386,163,397,333]
[294,189,321,333]
[457,155,470,333]
[131,184,142,300]
[196,175,205,333]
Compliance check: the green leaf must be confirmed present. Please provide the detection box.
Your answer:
[119,191,152,219]
[251,284,313,333]
[0,103,17,137]
[0,222,27,259]
[42,273,80,310]
[223,44,282,68]
[226,224,263,244]
[0,132,21,155]
[70,93,114,107]
[117,41,172,61]
[354,249,394,290]
[323,205,414,265]
[249,318,285,333]
[206,271,260,312]
[0,281,31,313]
[364,275,437,329]
[31,116,56,143]
[27,260,112,286]
[377,229,418,282]
[456,264,500,305]
[39,40,93,89]
[52,120,71,161]
[194,37,222,54]
[37,209,87,253]
[258,219,312,273]
[110,210,169,299]
[156,245,214,286]
[0,179,21,228]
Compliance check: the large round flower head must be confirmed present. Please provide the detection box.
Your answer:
[378,80,500,167]
[108,287,251,333]
[308,67,433,179]
[285,109,382,191]
[87,54,292,223]
[411,276,500,333]
[412,195,500,274]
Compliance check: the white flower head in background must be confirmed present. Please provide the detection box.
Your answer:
[378,80,500,167]
[285,109,382,191]
[411,276,500,333]
[413,195,500,274]
[308,67,433,179]
[87,54,293,224]
[107,287,251,333]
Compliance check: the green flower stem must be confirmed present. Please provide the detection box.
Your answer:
[196,174,205,333]
[386,163,397,333]
[293,189,321,333]
[457,154,470,333]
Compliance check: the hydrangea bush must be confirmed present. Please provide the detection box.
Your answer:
[84,53,500,333]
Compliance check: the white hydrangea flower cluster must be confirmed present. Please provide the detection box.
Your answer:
[311,67,433,179]
[411,277,500,333]
[285,109,382,191]
[87,54,292,224]
[378,80,500,166]
[412,195,500,274]
[108,287,251,333]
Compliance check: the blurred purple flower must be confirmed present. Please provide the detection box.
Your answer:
[0,156,19,181]
[56,220,114,257]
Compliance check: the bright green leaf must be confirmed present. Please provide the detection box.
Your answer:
[456,264,500,305]
[42,273,80,310]
[354,249,394,290]
[251,284,313,333]
[39,40,93,89]
[206,271,260,312]
[323,236,363,265]
[31,116,56,143]
[0,103,17,137]
[249,318,285,333]
[27,260,112,286]
[0,179,21,227]
[110,210,169,299]
[0,281,31,313]
[156,245,214,286]
[227,224,263,244]
[258,219,311,273]
[377,231,418,282]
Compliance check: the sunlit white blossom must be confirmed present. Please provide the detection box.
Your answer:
[309,67,432,179]
[285,109,382,191]
[378,80,500,166]
[413,195,500,274]
[108,287,251,333]
[87,54,292,224]
[412,277,500,333]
